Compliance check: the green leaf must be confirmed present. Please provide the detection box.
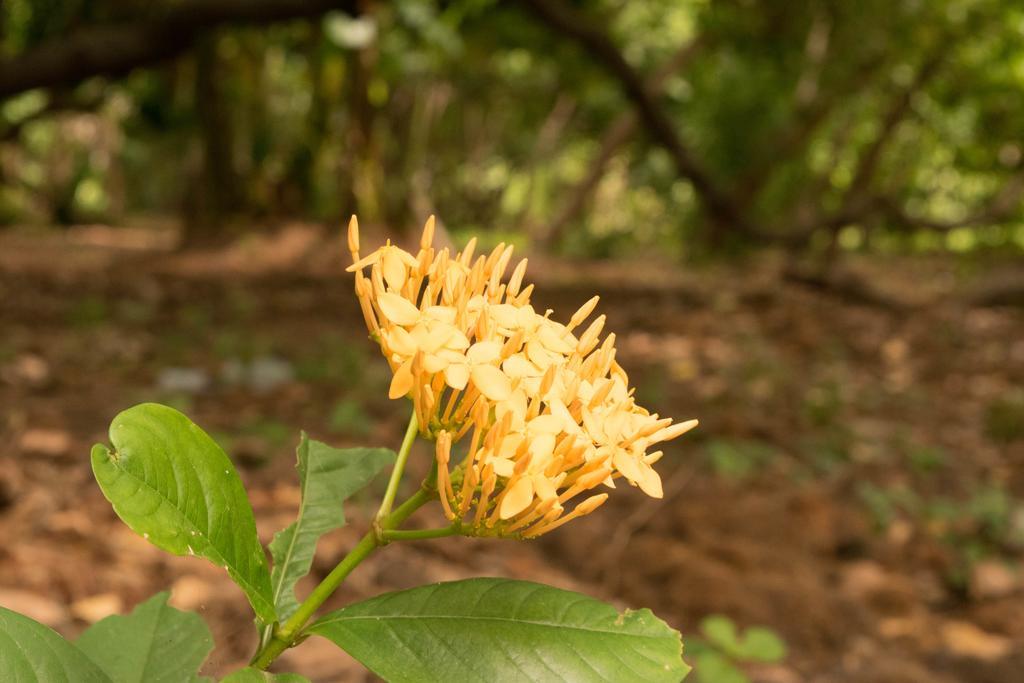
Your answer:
[91,403,275,623]
[220,668,310,683]
[269,435,394,619]
[0,606,111,682]
[309,578,689,682]
[736,627,787,663]
[699,615,742,657]
[691,651,749,683]
[76,592,213,682]
[698,616,787,664]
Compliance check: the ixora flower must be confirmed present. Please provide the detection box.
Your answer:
[348,216,697,538]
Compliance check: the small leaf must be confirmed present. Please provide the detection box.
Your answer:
[220,668,310,682]
[91,403,275,623]
[269,435,394,619]
[737,627,787,663]
[309,578,689,682]
[0,606,111,682]
[691,651,749,683]
[699,615,742,657]
[76,592,213,682]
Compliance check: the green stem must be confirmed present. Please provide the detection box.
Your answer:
[382,525,460,541]
[375,411,419,524]
[251,486,434,669]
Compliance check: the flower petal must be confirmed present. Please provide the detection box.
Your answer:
[444,363,470,390]
[490,456,516,478]
[635,460,663,498]
[532,472,558,501]
[499,476,534,519]
[503,354,540,379]
[381,248,408,291]
[489,304,520,328]
[388,359,415,399]
[422,353,450,374]
[385,327,417,357]
[378,292,421,325]
[471,364,511,401]
[528,414,562,434]
[612,447,644,485]
[466,340,502,364]
[424,305,457,324]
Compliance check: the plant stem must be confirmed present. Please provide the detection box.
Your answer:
[375,411,419,523]
[381,525,460,541]
[251,486,434,669]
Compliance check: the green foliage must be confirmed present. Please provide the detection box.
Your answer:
[685,615,787,683]
[857,482,922,530]
[67,296,110,327]
[220,669,310,683]
[903,443,948,474]
[5,0,1023,253]
[310,578,690,682]
[71,398,693,679]
[327,398,372,436]
[858,479,1024,589]
[0,606,111,682]
[984,390,1024,443]
[797,428,854,474]
[268,434,395,619]
[76,592,213,683]
[238,417,294,453]
[704,438,777,480]
[90,403,276,624]
[293,336,368,387]
[699,616,786,662]
[802,381,844,428]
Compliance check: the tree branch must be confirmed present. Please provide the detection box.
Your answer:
[780,48,948,242]
[540,38,705,245]
[878,167,1024,231]
[514,0,752,236]
[843,52,945,208]
[0,0,358,100]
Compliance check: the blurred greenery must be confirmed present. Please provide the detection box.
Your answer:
[858,479,1024,588]
[0,0,1022,256]
[685,614,788,683]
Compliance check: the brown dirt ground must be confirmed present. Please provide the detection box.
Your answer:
[1,224,1022,682]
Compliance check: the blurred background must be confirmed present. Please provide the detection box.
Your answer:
[1,1,1023,681]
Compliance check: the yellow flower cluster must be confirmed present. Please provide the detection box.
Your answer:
[348,216,697,538]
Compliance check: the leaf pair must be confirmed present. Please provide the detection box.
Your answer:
[0,594,310,682]
[699,615,786,662]
[90,403,394,625]
[686,615,787,683]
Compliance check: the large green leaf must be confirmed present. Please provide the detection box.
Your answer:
[309,578,690,682]
[220,668,311,682]
[269,435,394,620]
[91,403,275,623]
[76,592,213,682]
[0,606,111,682]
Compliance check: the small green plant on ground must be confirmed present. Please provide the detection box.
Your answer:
[704,438,778,480]
[984,390,1024,443]
[684,615,788,683]
[327,397,372,437]
[858,480,1024,591]
[0,218,701,682]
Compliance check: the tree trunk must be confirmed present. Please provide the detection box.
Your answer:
[184,34,242,244]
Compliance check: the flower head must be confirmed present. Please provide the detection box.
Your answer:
[348,215,697,537]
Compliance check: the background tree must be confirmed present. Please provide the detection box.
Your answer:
[0,0,1021,256]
